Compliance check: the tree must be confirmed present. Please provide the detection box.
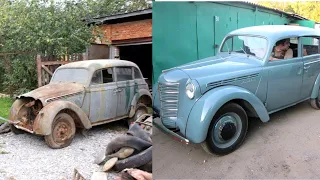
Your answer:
[258,1,320,22]
[0,0,152,95]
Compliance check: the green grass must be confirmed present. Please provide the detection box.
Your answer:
[0,97,13,122]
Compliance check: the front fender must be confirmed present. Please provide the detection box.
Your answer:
[33,101,92,135]
[186,85,269,143]
[311,73,320,99]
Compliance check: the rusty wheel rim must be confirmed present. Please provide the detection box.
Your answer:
[53,118,72,144]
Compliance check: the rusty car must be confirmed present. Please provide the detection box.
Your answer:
[8,59,152,148]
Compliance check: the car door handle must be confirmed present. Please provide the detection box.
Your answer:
[304,66,310,70]
[113,88,123,93]
[297,67,303,75]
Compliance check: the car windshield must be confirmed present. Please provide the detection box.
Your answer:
[220,35,268,60]
[51,68,89,84]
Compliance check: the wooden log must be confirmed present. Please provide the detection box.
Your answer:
[36,55,42,87]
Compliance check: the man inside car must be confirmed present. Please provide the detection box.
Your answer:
[269,38,293,60]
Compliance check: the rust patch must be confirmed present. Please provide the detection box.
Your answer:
[33,101,92,135]
[19,82,84,105]
[91,115,128,126]
[9,97,43,133]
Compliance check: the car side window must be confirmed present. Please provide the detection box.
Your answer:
[115,67,133,81]
[301,37,319,56]
[91,68,114,85]
[134,67,142,79]
[269,37,298,61]
[102,68,114,83]
[91,70,102,85]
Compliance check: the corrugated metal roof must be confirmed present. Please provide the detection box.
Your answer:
[90,8,152,24]
[90,1,309,25]
[241,1,308,20]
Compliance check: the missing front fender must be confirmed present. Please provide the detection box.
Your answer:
[10,97,43,132]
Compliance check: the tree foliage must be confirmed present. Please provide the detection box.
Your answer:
[258,1,320,23]
[0,0,151,95]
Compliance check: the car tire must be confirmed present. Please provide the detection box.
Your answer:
[127,103,148,126]
[310,99,320,110]
[310,87,320,110]
[44,113,76,149]
[10,124,25,134]
[202,102,248,155]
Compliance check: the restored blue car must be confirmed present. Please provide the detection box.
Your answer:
[153,25,320,155]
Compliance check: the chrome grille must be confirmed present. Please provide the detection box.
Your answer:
[159,82,179,127]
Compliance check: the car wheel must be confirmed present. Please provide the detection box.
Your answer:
[127,103,148,126]
[10,124,24,134]
[310,89,320,109]
[44,113,76,149]
[201,102,248,155]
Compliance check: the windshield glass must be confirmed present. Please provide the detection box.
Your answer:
[220,35,268,59]
[51,68,89,84]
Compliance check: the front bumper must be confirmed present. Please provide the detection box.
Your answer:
[153,117,190,144]
[1,116,34,134]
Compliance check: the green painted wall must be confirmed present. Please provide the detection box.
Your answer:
[294,20,315,45]
[152,2,298,83]
[295,20,315,28]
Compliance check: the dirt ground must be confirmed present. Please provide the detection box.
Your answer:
[153,101,320,179]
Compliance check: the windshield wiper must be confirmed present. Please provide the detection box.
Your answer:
[240,46,249,58]
[226,44,230,54]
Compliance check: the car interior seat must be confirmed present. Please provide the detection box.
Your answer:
[289,43,298,58]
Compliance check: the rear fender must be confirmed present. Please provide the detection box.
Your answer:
[129,89,152,117]
[311,73,320,99]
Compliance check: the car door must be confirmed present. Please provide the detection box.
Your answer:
[301,36,320,99]
[265,37,303,112]
[115,66,135,117]
[133,66,148,91]
[88,68,118,123]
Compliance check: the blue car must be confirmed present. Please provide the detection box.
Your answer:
[153,25,320,155]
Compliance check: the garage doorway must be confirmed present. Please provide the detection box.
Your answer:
[118,44,152,88]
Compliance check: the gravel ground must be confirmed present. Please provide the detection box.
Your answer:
[0,121,128,180]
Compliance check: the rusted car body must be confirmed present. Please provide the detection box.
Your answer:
[9,59,152,148]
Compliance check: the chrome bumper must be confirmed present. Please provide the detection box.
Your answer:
[153,117,190,144]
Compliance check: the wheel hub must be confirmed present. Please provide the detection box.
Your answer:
[212,112,242,149]
[54,122,70,142]
[220,122,236,141]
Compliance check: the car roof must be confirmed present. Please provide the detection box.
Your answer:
[57,59,139,70]
[229,25,320,40]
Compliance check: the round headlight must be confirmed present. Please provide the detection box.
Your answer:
[186,82,195,99]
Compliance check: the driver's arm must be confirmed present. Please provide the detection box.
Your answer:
[284,48,293,59]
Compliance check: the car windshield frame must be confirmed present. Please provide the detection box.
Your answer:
[50,68,89,85]
[219,34,269,60]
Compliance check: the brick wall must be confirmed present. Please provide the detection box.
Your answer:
[96,19,152,45]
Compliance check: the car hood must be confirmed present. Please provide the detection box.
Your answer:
[18,82,85,104]
[175,54,263,93]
